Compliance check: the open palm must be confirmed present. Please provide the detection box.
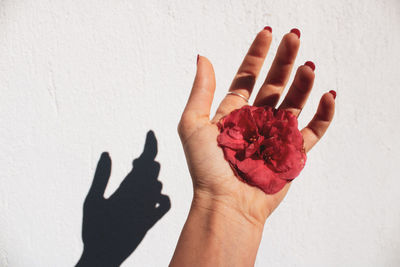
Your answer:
[178,28,335,225]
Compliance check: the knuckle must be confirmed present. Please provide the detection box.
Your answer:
[177,120,185,137]
[177,113,193,138]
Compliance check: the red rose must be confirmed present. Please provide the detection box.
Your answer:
[217,105,306,194]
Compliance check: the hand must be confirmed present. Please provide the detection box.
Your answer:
[178,28,335,227]
[77,131,170,267]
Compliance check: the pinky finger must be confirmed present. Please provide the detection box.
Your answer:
[301,91,336,153]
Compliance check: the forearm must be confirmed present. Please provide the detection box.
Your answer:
[76,248,122,267]
[169,192,264,267]
[76,250,110,267]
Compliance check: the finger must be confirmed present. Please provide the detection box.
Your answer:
[157,194,171,214]
[253,29,301,107]
[88,152,112,199]
[279,62,315,117]
[139,130,158,161]
[301,91,336,152]
[182,55,216,120]
[150,195,171,225]
[212,27,272,122]
[179,55,216,138]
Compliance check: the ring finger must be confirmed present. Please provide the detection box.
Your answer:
[278,61,315,117]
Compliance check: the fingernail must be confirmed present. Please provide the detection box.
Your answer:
[329,90,336,99]
[290,28,301,38]
[264,26,272,33]
[304,61,315,71]
[197,54,199,64]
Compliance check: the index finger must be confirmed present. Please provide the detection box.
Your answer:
[87,152,112,199]
[212,27,272,122]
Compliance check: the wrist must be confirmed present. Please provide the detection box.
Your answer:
[174,190,264,266]
[192,189,266,231]
[76,248,116,267]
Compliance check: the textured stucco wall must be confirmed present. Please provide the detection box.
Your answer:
[1,0,400,266]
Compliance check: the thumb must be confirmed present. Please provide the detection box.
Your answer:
[139,130,157,161]
[183,55,216,120]
[179,55,216,139]
[88,152,112,199]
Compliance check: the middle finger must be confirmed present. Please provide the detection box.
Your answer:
[253,29,301,107]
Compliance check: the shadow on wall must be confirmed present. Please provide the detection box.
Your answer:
[76,130,171,267]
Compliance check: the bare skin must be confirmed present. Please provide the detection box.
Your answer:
[170,28,335,267]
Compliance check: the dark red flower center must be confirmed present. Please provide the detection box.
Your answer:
[247,135,258,143]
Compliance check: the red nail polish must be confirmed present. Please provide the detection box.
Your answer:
[197,54,199,64]
[264,26,272,33]
[290,28,301,38]
[329,90,336,99]
[304,61,315,71]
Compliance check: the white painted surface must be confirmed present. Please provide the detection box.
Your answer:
[0,0,399,266]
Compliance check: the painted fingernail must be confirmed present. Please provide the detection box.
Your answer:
[304,61,315,71]
[329,90,337,99]
[197,54,199,64]
[264,26,272,33]
[290,28,301,38]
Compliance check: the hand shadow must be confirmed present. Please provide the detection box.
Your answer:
[76,131,171,267]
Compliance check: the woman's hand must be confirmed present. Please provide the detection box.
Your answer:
[179,27,335,224]
[171,27,335,267]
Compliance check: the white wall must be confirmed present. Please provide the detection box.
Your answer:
[1,0,399,266]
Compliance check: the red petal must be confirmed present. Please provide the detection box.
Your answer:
[235,158,288,194]
[217,128,247,150]
[217,105,307,195]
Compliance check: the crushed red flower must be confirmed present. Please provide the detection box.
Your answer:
[217,105,306,194]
